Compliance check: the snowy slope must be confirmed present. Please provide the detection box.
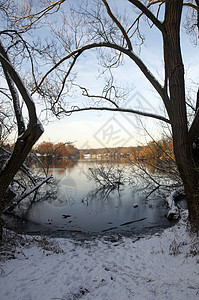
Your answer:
[0,215,199,300]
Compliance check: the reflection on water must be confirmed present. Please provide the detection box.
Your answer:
[10,158,176,236]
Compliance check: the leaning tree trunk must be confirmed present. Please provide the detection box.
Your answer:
[0,41,44,239]
[0,124,43,239]
[163,0,199,230]
[0,125,43,203]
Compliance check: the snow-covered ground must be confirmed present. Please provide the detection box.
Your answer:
[0,213,199,300]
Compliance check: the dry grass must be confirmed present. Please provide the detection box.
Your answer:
[0,229,63,264]
[0,229,29,262]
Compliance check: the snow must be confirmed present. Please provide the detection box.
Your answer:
[166,187,184,220]
[0,213,199,300]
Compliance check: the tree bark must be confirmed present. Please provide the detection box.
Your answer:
[0,125,43,241]
[0,125,43,202]
[0,41,44,238]
[163,0,199,230]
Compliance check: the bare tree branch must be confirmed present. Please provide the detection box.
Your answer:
[102,0,132,50]
[14,0,66,31]
[72,83,119,108]
[0,41,39,127]
[58,105,170,123]
[52,53,80,106]
[183,2,198,10]
[3,175,53,213]
[33,41,171,118]
[1,66,25,136]
[127,0,164,32]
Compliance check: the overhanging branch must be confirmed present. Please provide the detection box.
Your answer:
[33,41,171,117]
[0,41,38,127]
[127,0,164,32]
[72,83,119,108]
[3,175,53,213]
[59,106,170,124]
[102,0,132,50]
[0,42,25,135]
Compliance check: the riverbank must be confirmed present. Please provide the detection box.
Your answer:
[0,212,198,300]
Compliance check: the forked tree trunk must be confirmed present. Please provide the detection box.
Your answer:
[0,124,43,238]
[0,41,44,239]
[164,0,199,230]
[0,125,43,202]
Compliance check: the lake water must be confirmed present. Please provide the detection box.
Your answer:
[6,159,176,238]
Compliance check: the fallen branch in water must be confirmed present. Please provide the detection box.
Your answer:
[87,164,126,189]
[102,227,118,232]
[3,175,53,213]
[120,217,147,226]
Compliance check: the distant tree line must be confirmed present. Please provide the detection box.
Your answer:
[34,142,79,159]
[79,146,140,158]
[1,139,174,166]
[130,138,174,164]
[130,137,179,179]
[79,139,174,164]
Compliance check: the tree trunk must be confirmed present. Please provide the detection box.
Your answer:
[0,218,2,240]
[163,0,199,230]
[0,123,43,239]
[0,124,43,202]
[0,40,44,239]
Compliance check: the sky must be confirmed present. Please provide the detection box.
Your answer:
[35,1,163,149]
[9,0,199,149]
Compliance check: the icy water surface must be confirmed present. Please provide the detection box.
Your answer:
[6,159,176,237]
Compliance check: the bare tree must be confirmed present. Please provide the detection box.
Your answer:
[1,0,199,233]
[30,0,199,230]
[0,0,65,238]
[87,163,126,188]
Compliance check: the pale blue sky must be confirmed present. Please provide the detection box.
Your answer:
[35,1,198,149]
